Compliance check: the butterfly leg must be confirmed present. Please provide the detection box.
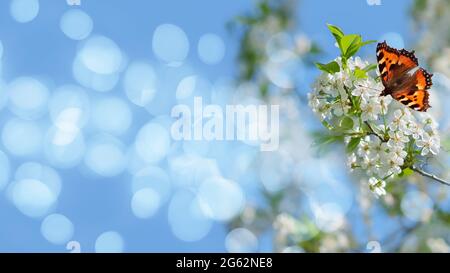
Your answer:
[380,88,389,96]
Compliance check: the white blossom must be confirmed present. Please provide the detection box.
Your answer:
[427,238,450,253]
[273,213,297,237]
[389,109,407,131]
[361,97,382,121]
[387,131,409,148]
[416,132,440,156]
[368,178,386,198]
[347,153,357,170]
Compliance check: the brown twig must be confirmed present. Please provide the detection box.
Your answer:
[411,166,450,187]
[364,121,385,142]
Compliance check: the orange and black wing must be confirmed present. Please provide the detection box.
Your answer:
[391,68,433,112]
[376,41,418,86]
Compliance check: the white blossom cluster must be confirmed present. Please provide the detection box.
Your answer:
[308,57,441,198]
[273,213,298,239]
[273,213,351,252]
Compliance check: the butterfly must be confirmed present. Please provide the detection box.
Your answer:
[376,41,433,112]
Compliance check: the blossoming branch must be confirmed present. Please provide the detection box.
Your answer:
[308,24,448,197]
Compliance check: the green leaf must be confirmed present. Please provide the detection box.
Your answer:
[340,34,362,58]
[315,61,340,74]
[354,68,368,79]
[311,132,344,157]
[338,116,354,131]
[347,39,376,59]
[259,1,270,16]
[363,63,378,72]
[325,24,376,60]
[412,0,429,20]
[359,40,377,47]
[293,218,320,242]
[346,137,361,153]
[312,134,342,147]
[320,120,334,131]
[327,24,344,43]
[340,35,360,54]
[259,81,269,97]
[399,167,414,177]
[309,43,322,54]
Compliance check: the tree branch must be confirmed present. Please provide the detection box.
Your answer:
[411,166,450,187]
[364,121,385,142]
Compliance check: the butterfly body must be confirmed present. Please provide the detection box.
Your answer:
[376,41,433,112]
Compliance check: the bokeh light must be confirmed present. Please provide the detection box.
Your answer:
[282,246,305,253]
[41,214,74,245]
[265,32,294,63]
[49,85,90,128]
[52,109,81,146]
[296,158,354,214]
[7,77,49,119]
[152,24,189,66]
[131,165,172,203]
[1,118,43,157]
[197,176,245,221]
[263,54,301,89]
[95,231,124,253]
[182,140,211,157]
[168,190,212,242]
[72,53,120,92]
[84,134,127,177]
[44,127,86,169]
[131,188,161,219]
[312,202,345,233]
[401,190,434,222]
[10,0,39,23]
[123,61,157,107]
[11,179,56,218]
[126,146,149,175]
[72,35,124,93]
[176,75,198,100]
[0,150,10,191]
[144,64,194,116]
[197,33,225,65]
[151,114,176,128]
[259,153,292,193]
[14,162,62,197]
[168,154,221,188]
[91,97,132,135]
[225,228,258,253]
[134,122,170,164]
[79,35,123,74]
[176,75,212,107]
[60,9,93,40]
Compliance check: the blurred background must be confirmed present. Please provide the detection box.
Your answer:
[0,0,449,253]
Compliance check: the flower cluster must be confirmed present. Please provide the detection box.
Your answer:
[308,41,441,198]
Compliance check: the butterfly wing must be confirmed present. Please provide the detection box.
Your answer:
[376,41,432,112]
[376,41,418,87]
[391,68,433,112]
